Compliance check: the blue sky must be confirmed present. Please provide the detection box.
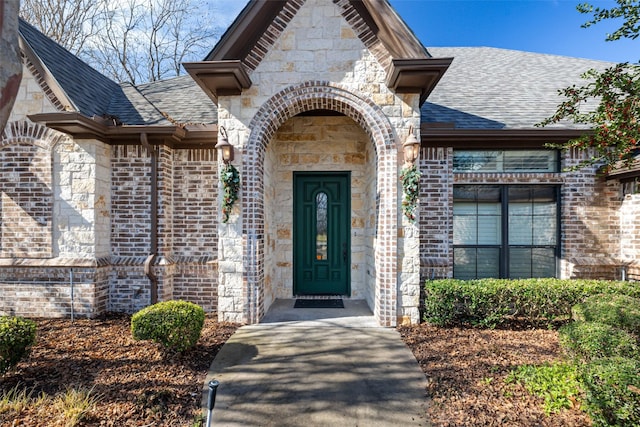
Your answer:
[215,0,636,63]
[389,0,636,63]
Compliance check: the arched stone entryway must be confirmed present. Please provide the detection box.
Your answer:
[240,81,399,326]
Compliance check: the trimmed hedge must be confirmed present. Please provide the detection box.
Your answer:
[131,300,205,352]
[572,294,640,338]
[0,316,37,375]
[558,321,639,361]
[580,357,640,427]
[423,279,640,328]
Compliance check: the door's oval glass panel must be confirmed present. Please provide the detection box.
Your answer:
[316,192,328,260]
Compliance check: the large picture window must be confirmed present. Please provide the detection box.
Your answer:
[453,185,559,279]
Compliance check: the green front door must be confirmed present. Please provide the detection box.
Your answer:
[293,172,350,295]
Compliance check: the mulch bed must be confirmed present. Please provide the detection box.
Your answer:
[0,314,237,426]
[399,323,591,427]
[2,314,592,426]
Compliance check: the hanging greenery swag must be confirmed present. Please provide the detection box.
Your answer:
[400,164,421,222]
[220,163,240,223]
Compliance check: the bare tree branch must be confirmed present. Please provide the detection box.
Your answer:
[20,0,221,84]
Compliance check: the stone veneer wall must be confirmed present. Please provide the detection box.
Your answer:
[8,63,58,123]
[264,115,375,307]
[0,121,111,318]
[216,0,420,326]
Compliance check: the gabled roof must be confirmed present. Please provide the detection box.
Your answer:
[18,18,120,117]
[184,0,451,104]
[19,18,217,143]
[206,0,430,64]
[421,47,615,144]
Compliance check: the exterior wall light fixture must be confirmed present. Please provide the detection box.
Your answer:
[403,125,420,167]
[215,126,234,163]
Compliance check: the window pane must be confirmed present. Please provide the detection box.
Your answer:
[453,151,499,172]
[453,186,477,202]
[454,150,558,173]
[477,187,501,202]
[509,248,532,278]
[532,248,556,277]
[477,214,501,244]
[316,192,328,260]
[453,202,477,215]
[477,248,500,278]
[454,247,500,279]
[453,215,477,245]
[454,248,477,280]
[503,151,557,172]
[533,213,556,245]
[508,187,557,246]
[509,247,556,278]
[509,213,533,245]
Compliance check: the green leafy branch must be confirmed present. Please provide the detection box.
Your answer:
[220,164,240,223]
[578,0,640,43]
[400,164,421,222]
[538,63,640,173]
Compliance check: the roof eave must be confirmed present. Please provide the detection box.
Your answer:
[605,158,640,181]
[183,60,252,104]
[28,112,217,148]
[421,127,590,148]
[387,58,453,105]
[205,1,286,61]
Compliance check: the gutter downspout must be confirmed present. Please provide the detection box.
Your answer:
[141,133,158,304]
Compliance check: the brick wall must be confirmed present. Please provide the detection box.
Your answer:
[170,148,218,312]
[0,264,108,318]
[561,148,622,279]
[111,145,152,258]
[0,141,52,257]
[418,146,627,282]
[108,145,219,313]
[419,146,453,281]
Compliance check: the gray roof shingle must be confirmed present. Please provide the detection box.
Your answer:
[18,18,614,131]
[18,19,216,126]
[136,76,217,125]
[18,18,120,118]
[422,47,615,129]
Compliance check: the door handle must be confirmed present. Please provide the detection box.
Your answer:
[342,242,347,263]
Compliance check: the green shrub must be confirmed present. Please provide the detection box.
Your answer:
[131,300,205,352]
[505,362,581,415]
[0,316,37,375]
[423,279,640,328]
[559,321,639,361]
[422,279,510,327]
[572,294,640,338]
[580,357,640,427]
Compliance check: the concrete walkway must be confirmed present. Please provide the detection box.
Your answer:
[202,299,429,426]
